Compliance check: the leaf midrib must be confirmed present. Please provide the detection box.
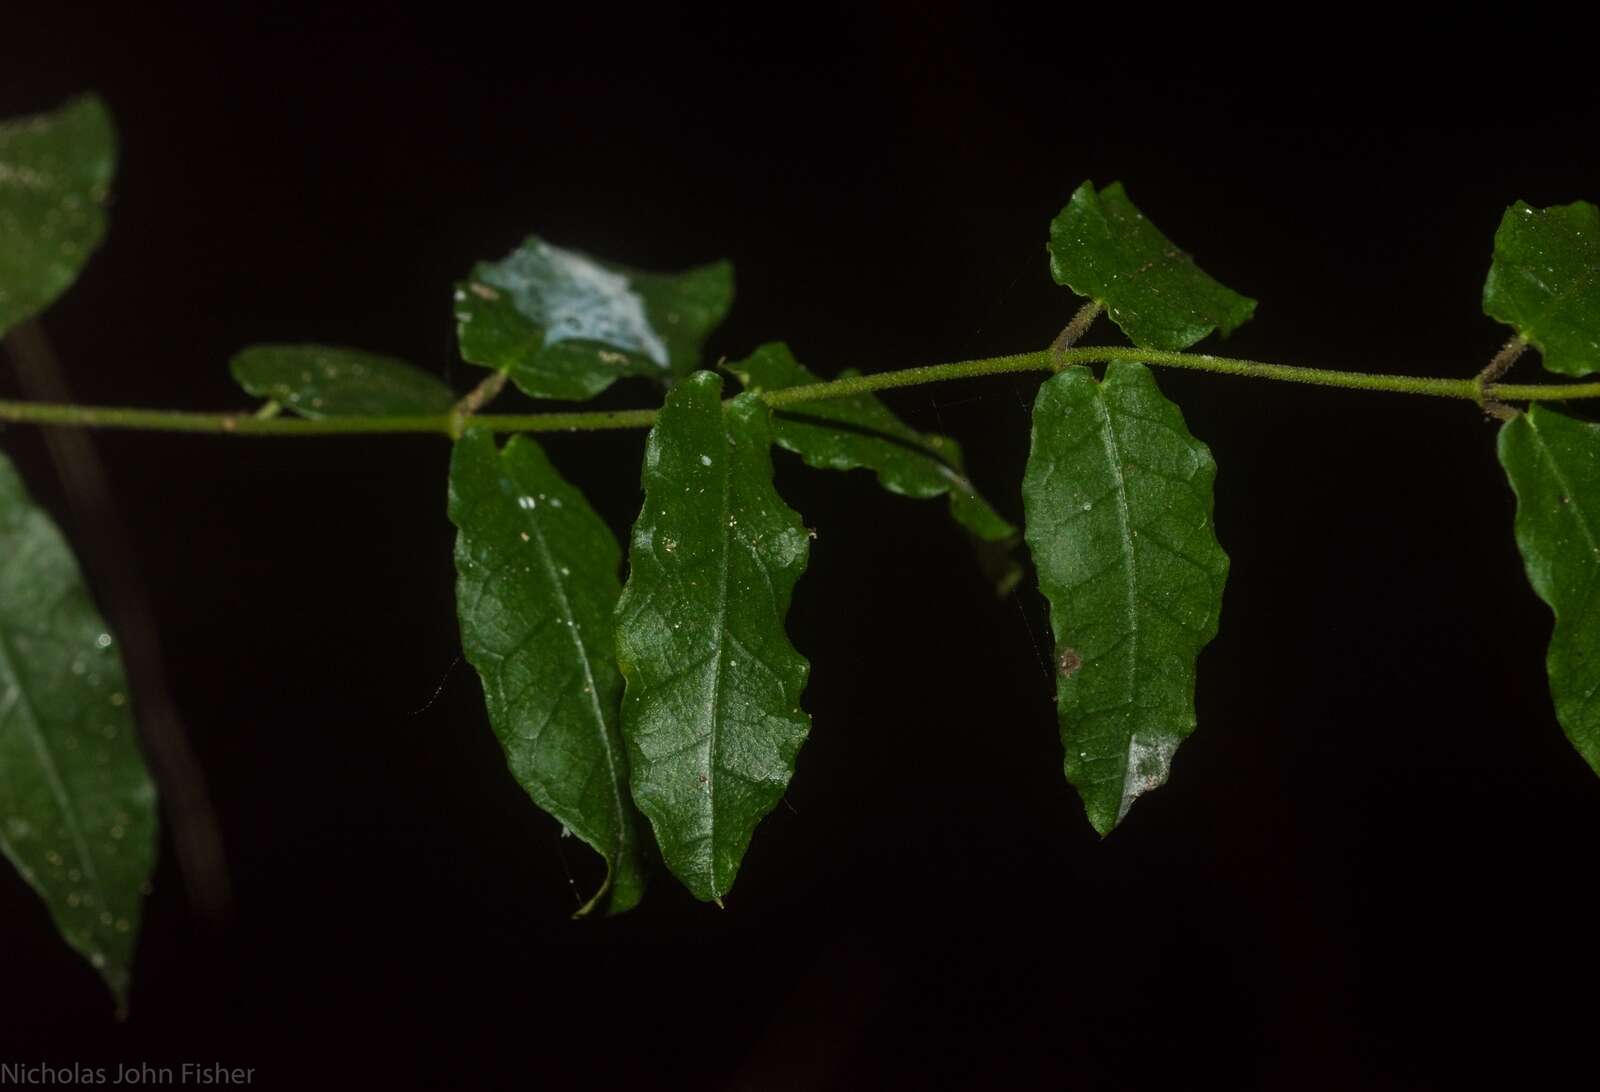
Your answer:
[1519,413,1600,751]
[512,473,630,907]
[1092,390,1140,696]
[1091,387,1149,822]
[1497,208,1600,367]
[0,622,108,932]
[702,419,734,899]
[1528,414,1598,548]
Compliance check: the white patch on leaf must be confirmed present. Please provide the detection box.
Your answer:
[481,240,670,368]
[1117,732,1178,822]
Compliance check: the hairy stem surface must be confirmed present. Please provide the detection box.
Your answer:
[3,346,1596,438]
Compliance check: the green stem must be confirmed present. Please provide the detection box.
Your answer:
[2,347,1597,438]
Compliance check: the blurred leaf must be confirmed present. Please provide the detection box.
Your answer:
[0,453,157,1010]
[727,342,1016,542]
[230,344,456,418]
[0,95,115,337]
[1048,181,1255,351]
[1022,362,1228,834]
[448,429,647,915]
[1498,404,1600,775]
[455,238,732,401]
[1483,200,1600,377]
[614,372,810,902]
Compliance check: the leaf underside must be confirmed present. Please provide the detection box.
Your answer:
[1022,362,1228,835]
[614,372,811,903]
[1482,200,1600,378]
[230,344,457,418]
[1499,405,1600,775]
[0,95,115,338]
[1048,181,1256,352]
[455,237,733,402]
[727,342,1016,543]
[0,454,157,1009]
[449,429,647,915]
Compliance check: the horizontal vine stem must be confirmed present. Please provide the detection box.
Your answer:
[3,347,1599,438]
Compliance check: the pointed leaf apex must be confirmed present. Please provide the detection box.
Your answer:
[1022,363,1226,833]
[615,371,811,903]
[0,454,157,1008]
[448,430,650,918]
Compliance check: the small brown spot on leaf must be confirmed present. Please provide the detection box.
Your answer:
[468,282,500,301]
[1057,647,1083,678]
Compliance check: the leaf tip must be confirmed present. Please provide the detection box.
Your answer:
[1112,733,1179,829]
[569,876,612,921]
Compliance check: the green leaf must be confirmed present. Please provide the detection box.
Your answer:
[455,238,733,402]
[1498,404,1600,775]
[0,453,157,1010]
[1021,362,1228,835]
[1482,200,1600,377]
[0,95,116,338]
[726,342,1016,542]
[614,372,811,903]
[448,429,647,916]
[230,344,456,418]
[1047,181,1256,351]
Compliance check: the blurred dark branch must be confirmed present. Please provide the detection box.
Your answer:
[5,320,233,923]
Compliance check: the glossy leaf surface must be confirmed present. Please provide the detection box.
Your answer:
[1499,404,1600,774]
[614,372,810,902]
[1482,200,1600,377]
[455,237,733,401]
[0,453,157,1009]
[231,344,456,418]
[0,95,115,337]
[449,429,646,915]
[1048,181,1255,351]
[1022,362,1227,834]
[726,342,1015,542]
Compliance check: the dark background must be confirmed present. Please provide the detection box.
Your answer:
[3,7,1598,1089]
